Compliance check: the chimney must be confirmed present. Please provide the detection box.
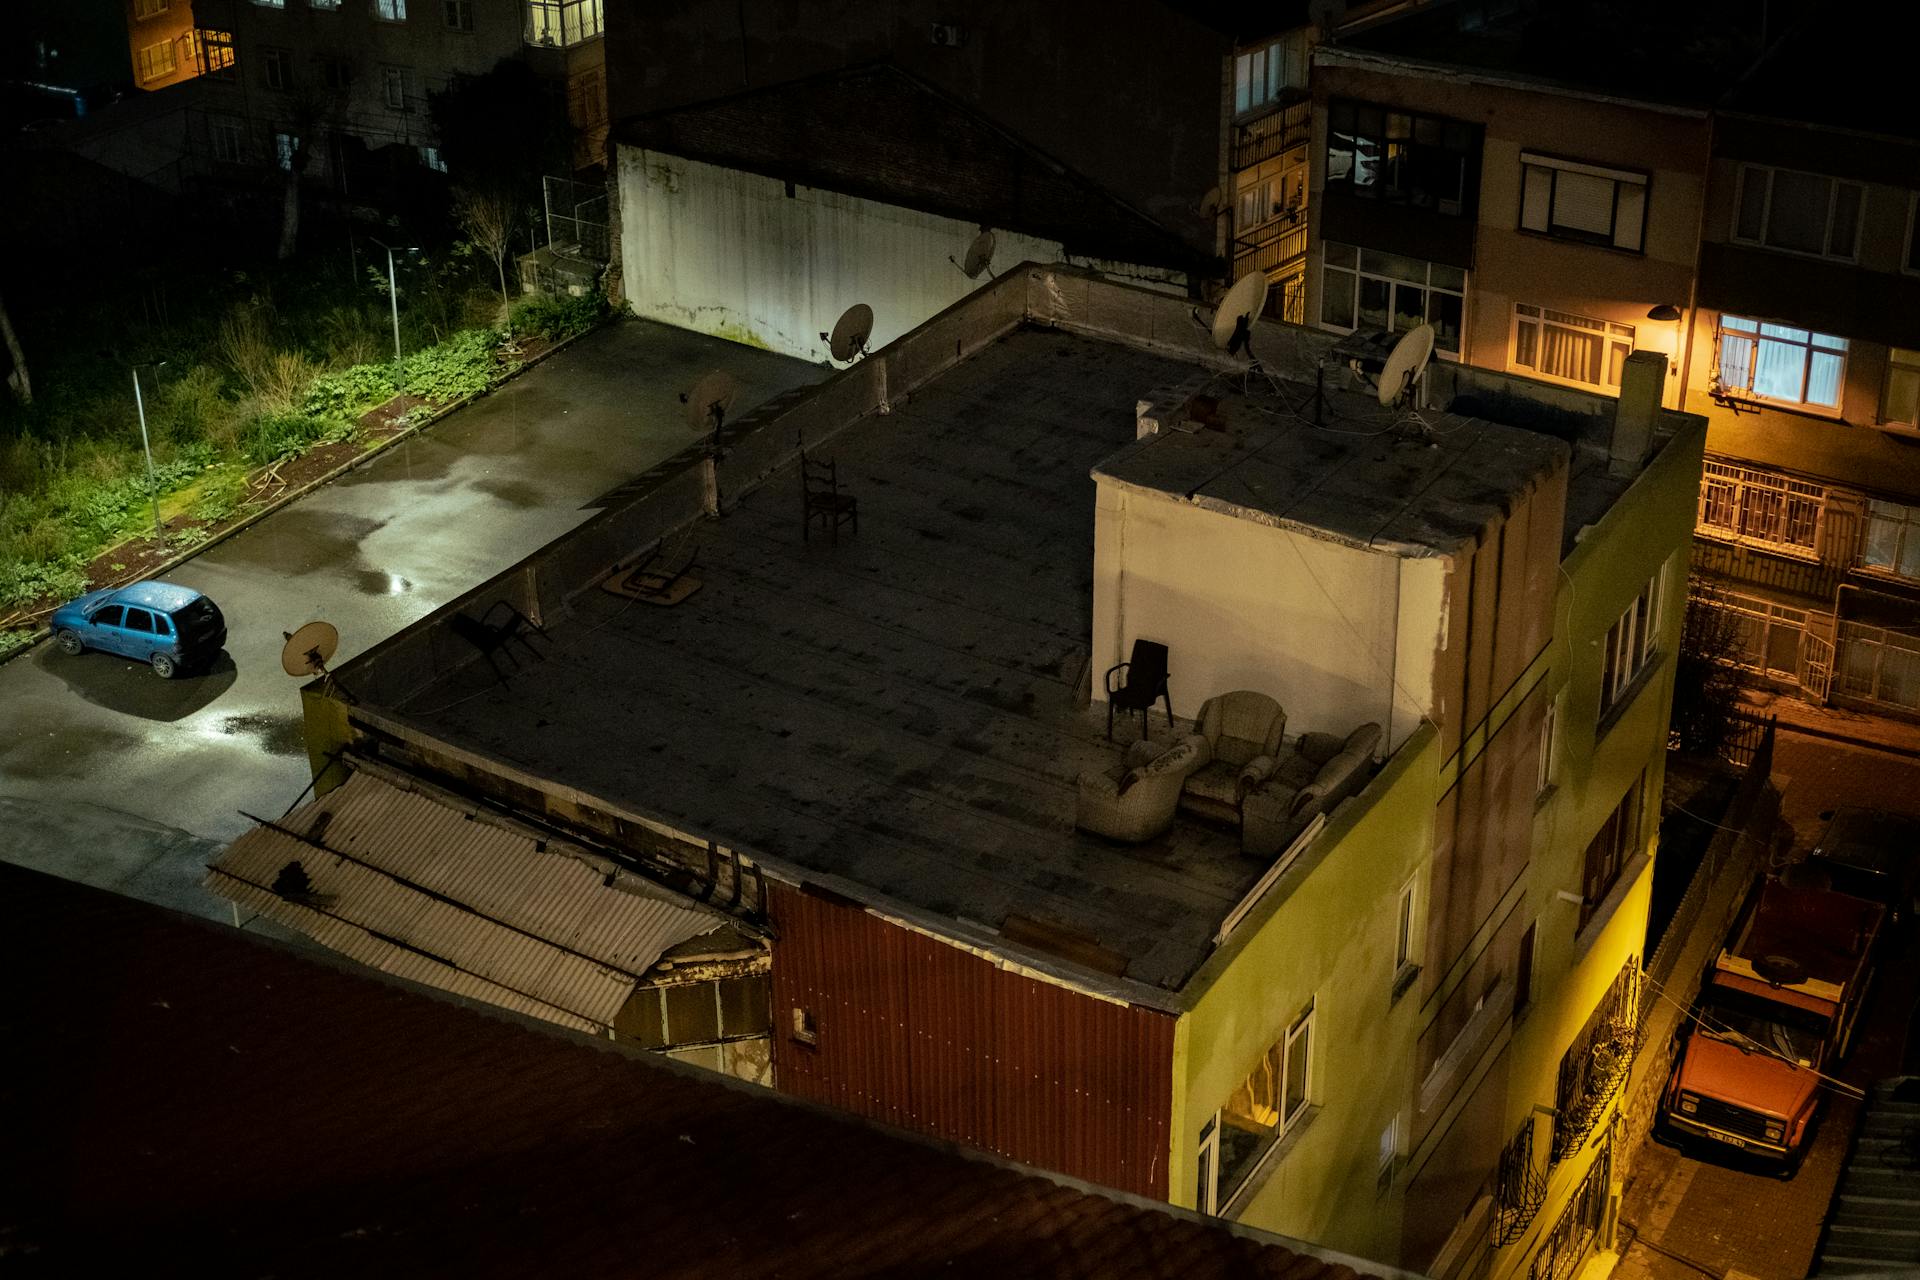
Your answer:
[1609,349,1665,477]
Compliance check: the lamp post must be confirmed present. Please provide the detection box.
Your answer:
[131,359,167,542]
[369,237,419,366]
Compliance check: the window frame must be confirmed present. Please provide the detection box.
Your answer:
[1579,778,1644,932]
[1732,163,1864,263]
[1319,241,1466,357]
[1203,998,1316,1212]
[135,39,178,83]
[381,66,409,111]
[1881,346,1920,434]
[1599,564,1666,719]
[1517,151,1649,253]
[374,0,409,21]
[444,0,474,30]
[274,130,299,172]
[1326,98,1476,217]
[133,0,170,20]
[1233,33,1305,118]
[1714,313,1848,413]
[1536,696,1559,796]
[262,47,291,91]
[1862,499,1920,581]
[1394,878,1419,981]
[195,28,235,77]
[1510,303,1636,392]
[209,116,244,164]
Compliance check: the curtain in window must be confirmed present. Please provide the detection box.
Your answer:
[1753,336,1806,400]
[1536,324,1602,384]
[1806,349,1844,407]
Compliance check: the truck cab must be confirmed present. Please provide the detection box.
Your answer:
[1660,879,1881,1168]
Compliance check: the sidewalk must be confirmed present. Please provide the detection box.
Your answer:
[1738,689,1920,758]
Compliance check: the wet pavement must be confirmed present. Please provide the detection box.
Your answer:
[0,319,819,922]
[1610,726,1920,1280]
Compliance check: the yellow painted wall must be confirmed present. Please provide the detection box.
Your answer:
[1171,723,1441,1260]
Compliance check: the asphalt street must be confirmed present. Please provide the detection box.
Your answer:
[0,319,818,922]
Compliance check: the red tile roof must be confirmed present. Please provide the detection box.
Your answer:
[1,864,1396,1280]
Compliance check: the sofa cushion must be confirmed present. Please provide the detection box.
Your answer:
[1145,737,1205,778]
[1274,752,1319,789]
[1183,760,1243,809]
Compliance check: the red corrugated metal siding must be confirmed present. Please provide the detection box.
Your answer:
[769,882,1175,1198]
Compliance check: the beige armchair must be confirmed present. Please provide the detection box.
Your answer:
[1243,722,1383,858]
[1076,736,1207,843]
[1178,691,1287,825]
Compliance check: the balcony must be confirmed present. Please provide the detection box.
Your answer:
[1232,97,1312,172]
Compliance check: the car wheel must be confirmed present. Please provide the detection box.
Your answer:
[56,629,84,656]
[150,652,178,680]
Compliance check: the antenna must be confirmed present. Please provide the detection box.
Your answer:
[950,228,996,280]
[822,303,874,363]
[1194,185,1228,220]
[1211,271,1270,361]
[1374,324,1436,408]
[679,370,739,451]
[281,620,354,703]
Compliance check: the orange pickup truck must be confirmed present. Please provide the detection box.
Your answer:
[1659,878,1881,1169]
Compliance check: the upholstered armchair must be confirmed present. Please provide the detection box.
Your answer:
[1242,722,1383,858]
[1076,735,1207,843]
[1178,691,1287,825]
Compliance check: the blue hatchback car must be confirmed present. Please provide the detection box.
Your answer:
[50,581,227,679]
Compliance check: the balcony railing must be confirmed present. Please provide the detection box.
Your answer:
[1232,97,1312,171]
[1491,1116,1548,1247]
[1231,217,1307,280]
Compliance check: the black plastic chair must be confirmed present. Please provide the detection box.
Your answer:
[1105,640,1172,740]
[801,450,859,543]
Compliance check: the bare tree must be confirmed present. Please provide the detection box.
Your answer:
[1671,575,1746,758]
[0,287,29,405]
[454,185,522,315]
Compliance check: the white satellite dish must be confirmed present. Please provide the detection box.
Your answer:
[1376,324,1436,408]
[952,228,996,280]
[680,370,739,437]
[823,303,874,363]
[281,620,339,678]
[1211,271,1270,357]
[1195,185,1228,219]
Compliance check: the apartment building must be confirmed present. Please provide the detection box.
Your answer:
[1676,31,1920,716]
[250,262,1701,1279]
[1221,18,1316,320]
[124,0,210,92]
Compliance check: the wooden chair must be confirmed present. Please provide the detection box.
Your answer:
[801,450,858,543]
[1105,639,1172,740]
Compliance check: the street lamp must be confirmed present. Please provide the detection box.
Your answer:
[131,359,167,542]
[369,237,420,365]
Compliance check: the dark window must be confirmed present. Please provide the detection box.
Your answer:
[151,612,174,636]
[92,605,124,628]
[1519,154,1648,252]
[320,57,352,89]
[125,609,155,634]
[719,976,770,1037]
[444,0,473,30]
[263,48,290,91]
[664,983,719,1044]
[1580,775,1643,928]
[1328,98,1473,216]
[1515,923,1536,1014]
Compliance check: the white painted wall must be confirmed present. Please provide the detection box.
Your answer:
[617,147,1188,361]
[1092,479,1446,749]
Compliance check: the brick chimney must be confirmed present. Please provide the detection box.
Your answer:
[1609,349,1665,478]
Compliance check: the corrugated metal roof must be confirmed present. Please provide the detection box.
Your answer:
[205,770,726,1030]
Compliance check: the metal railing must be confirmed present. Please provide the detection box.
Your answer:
[543,174,608,262]
[1491,1115,1548,1247]
[1232,98,1311,171]
[1231,218,1307,280]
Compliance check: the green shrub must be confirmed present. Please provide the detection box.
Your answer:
[508,293,605,341]
[156,364,234,446]
[0,629,36,659]
[190,465,250,523]
[400,328,499,403]
[0,557,89,610]
[241,411,355,466]
[304,363,400,418]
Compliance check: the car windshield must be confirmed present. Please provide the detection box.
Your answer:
[1700,987,1827,1064]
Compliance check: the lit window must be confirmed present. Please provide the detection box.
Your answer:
[275,131,299,172]
[1716,314,1847,410]
[1327,98,1476,217]
[382,66,408,110]
[210,117,244,163]
[419,145,447,173]
[263,47,290,91]
[1864,501,1920,580]
[1733,164,1862,261]
[1536,696,1558,795]
[252,0,285,8]
[1202,1000,1315,1211]
[1600,567,1665,718]
[312,0,341,9]
[1394,881,1418,979]
[1236,165,1304,234]
[1579,776,1643,928]
[1234,33,1306,116]
[135,40,177,83]
[1696,460,1823,555]
[133,0,170,19]
[1518,153,1647,252]
[196,28,234,76]
[1512,304,1634,391]
[445,0,474,29]
[524,0,603,47]
[375,0,408,20]
[1320,240,1464,356]
[1883,348,1920,430]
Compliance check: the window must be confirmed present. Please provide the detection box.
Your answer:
[1320,241,1465,355]
[1377,1116,1400,1192]
[1512,305,1634,391]
[135,40,177,83]
[1716,315,1847,410]
[1327,99,1476,216]
[196,28,234,76]
[252,0,285,7]
[263,47,290,91]
[312,0,341,8]
[1536,697,1558,795]
[210,117,243,163]
[419,145,447,173]
[1514,923,1536,1015]
[1864,501,1920,580]
[133,0,170,19]
[275,131,299,172]
[1733,164,1862,260]
[789,1006,817,1045]
[1205,1001,1315,1210]
[525,0,602,45]
[92,606,124,628]
[1394,879,1419,980]
[320,57,353,90]
[621,976,771,1049]
[382,66,408,111]
[375,0,408,20]
[1517,153,1647,252]
[125,609,155,634]
[1580,777,1643,929]
[1883,348,1920,431]
[570,66,606,127]
[152,613,174,637]
[1696,460,1823,556]
[1234,33,1306,116]
[1600,566,1665,717]
[445,0,474,29]
[1236,167,1304,234]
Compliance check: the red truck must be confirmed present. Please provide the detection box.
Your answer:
[1659,877,1881,1169]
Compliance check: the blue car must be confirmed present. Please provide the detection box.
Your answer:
[50,581,227,679]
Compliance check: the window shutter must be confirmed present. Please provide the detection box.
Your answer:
[1521,166,1551,232]
[1551,170,1615,237]
[1612,183,1645,251]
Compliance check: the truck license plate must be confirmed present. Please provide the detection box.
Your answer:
[1710,1131,1746,1148]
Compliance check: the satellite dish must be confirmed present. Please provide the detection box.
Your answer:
[953,229,996,280]
[824,303,874,363]
[680,370,738,436]
[281,620,340,678]
[1375,324,1436,407]
[1195,185,1228,219]
[1211,271,1270,357]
